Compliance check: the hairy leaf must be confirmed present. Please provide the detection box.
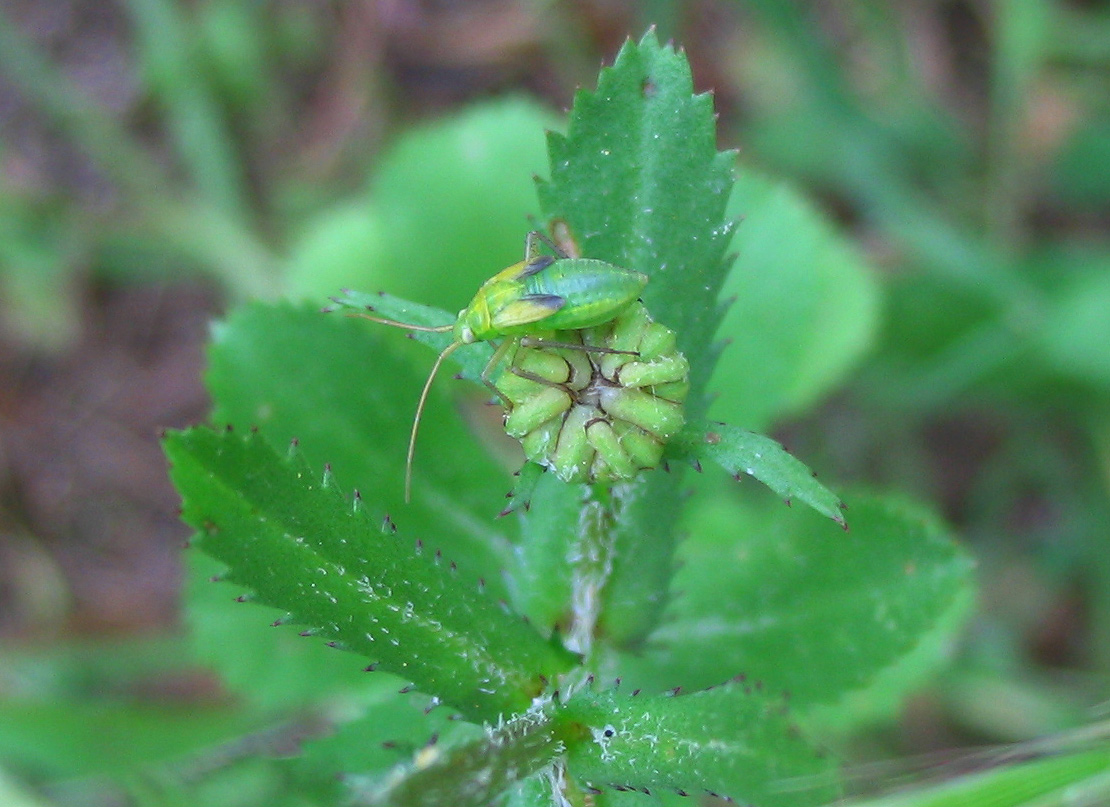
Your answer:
[557,682,840,806]
[296,698,483,789]
[186,550,392,709]
[165,427,575,723]
[671,421,846,527]
[500,461,546,518]
[366,706,563,807]
[522,29,734,651]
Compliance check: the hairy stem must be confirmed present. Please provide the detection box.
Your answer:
[563,486,621,658]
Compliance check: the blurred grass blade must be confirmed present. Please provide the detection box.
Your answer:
[125,0,251,222]
[0,6,162,194]
[835,746,1110,807]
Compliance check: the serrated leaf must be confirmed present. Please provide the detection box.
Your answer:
[367,706,563,807]
[206,302,510,589]
[296,697,482,785]
[590,790,667,806]
[501,775,668,807]
[558,683,841,806]
[500,776,560,807]
[536,29,735,420]
[671,421,846,526]
[499,461,546,518]
[628,493,975,721]
[164,427,575,723]
[186,549,390,709]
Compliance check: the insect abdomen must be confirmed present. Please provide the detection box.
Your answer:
[521,259,647,332]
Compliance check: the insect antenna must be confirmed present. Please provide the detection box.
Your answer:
[345,312,454,334]
[405,340,463,502]
[344,310,458,502]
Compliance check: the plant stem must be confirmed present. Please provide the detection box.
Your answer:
[563,486,619,659]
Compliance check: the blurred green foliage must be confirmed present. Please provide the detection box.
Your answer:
[0,0,1108,805]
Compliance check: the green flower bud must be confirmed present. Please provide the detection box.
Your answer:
[611,420,666,469]
[515,347,572,383]
[586,419,639,479]
[596,386,685,440]
[493,301,689,485]
[616,353,689,388]
[504,386,572,439]
[550,403,598,481]
[520,417,560,460]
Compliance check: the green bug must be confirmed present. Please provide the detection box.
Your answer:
[351,230,648,501]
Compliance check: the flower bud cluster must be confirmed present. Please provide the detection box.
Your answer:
[494,302,689,484]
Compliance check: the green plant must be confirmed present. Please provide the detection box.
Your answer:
[332,228,657,499]
[164,33,974,806]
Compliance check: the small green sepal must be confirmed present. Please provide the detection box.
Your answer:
[500,462,546,517]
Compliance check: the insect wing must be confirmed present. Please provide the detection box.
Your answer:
[523,258,648,331]
[458,254,647,340]
[489,294,566,330]
[515,255,557,279]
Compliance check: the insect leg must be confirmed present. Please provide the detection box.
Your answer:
[509,367,574,390]
[480,338,519,406]
[525,230,570,261]
[519,336,638,357]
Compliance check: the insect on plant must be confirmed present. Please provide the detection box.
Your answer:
[347,229,649,501]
